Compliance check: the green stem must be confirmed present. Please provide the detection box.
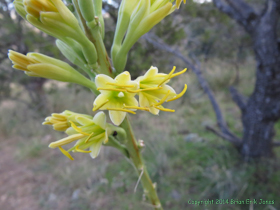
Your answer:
[73,0,112,76]
[105,136,130,159]
[120,117,163,210]
[88,25,113,76]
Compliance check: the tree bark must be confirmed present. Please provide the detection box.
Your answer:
[214,0,280,157]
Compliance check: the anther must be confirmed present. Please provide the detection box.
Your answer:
[154,106,175,112]
[58,146,74,160]
[166,84,187,102]
[170,68,187,79]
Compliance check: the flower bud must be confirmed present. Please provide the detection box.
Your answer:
[112,0,186,73]
[8,50,97,90]
[15,0,98,67]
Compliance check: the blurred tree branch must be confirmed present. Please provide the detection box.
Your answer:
[212,0,258,32]
[229,86,247,113]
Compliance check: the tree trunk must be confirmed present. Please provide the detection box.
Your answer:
[212,0,280,158]
[240,1,280,157]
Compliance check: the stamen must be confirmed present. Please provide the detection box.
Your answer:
[123,105,150,111]
[106,82,134,88]
[126,87,163,93]
[75,145,91,153]
[86,133,105,143]
[141,87,163,91]
[153,90,171,106]
[92,100,109,112]
[158,66,176,87]
[107,108,136,114]
[85,132,94,143]
[69,121,90,136]
[166,84,187,102]
[154,106,175,112]
[97,87,127,92]
[170,68,187,79]
[58,146,74,160]
[126,89,142,93]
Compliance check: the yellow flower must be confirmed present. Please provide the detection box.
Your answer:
[47,112,108,160]
[136,66,187,114]
[92,71,141,126]
[43,110,93,132]
[8,50,96,90]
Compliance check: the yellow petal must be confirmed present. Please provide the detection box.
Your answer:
[115,71,131,84]
[75,116,94,126]
[109,110,127,126]
[93,94,110,110]
[89,139,104,158]
[139,92,159,115]
[95,74,115,88]
[92,111,107,129]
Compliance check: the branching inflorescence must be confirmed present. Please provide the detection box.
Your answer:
[9,0,187,209]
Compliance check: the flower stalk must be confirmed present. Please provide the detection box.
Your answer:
[120,117,163,210]
[9,1,188,209]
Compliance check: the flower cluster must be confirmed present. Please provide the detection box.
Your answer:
[44,111,109,160]
[14,0,98,69]
[92,66,187,125]
[112,0,186,73]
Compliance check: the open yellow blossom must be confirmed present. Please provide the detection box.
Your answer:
[47,112,108,160]
[43,110,93,132]
[93,71,140,126]
[136,66,187,114]
[8,50,97,91]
